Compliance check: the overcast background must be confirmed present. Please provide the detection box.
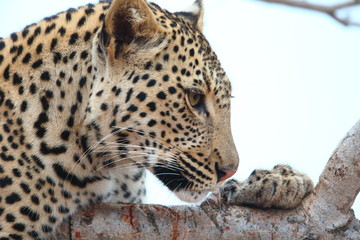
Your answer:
[0,0,359,217]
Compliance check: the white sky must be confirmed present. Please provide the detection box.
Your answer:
[0,0,359,217]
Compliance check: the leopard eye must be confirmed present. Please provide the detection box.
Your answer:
[188,92,203,107]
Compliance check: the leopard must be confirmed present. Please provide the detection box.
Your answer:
[0,0,313,239]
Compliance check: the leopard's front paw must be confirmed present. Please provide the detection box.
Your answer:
[219,179,242,204]
[220,165,314,209]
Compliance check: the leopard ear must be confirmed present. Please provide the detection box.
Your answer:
[175,0,204,31]
[103,0,166,61]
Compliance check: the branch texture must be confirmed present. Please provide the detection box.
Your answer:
[56,120,360,239]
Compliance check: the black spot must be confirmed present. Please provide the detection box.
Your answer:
[12,223,25,232]
[58,205,69,214]
[30,83,37,94]
[32,155,45,170]
[45,23,56,34]
[121,115,131,122]
[112,105,119,116]
[136,92,147,101]
[163,54,169,61]
[53,52,62,64]
[31,195,40,205]
[61,190,72,199]
[6,213,15,222]
[31,59,43,69]
[132,76,140,83]
[101,103,108,111]
[58,27,66,36]
[36,43,43,54]
[147,80,156,87]
[77,16,87,27]
[144,61,152,70]
[5,192,21,204]
[70,104,78,114]
[189,48,195,57]
[96,90,103,96]
[155,63,163,71]
[3,124,10,133]
[22,53,31,63]
[125,88,133,103]
[5,99,15,109]
[67,116,74,128]
[12,168,21,177]
[69,33,79,45]
[146,102,156,112]
[79,76,87,88]
[80,50,88,59]
[40,142,67,155]
[21,27,29,38]
[142,74,149,80]
[3,65,10,80]
[50,38,58,51]
[0,176,12,188]
[43,205,52,213]
[12,73,22,85]
[168,87,177,94]
[28,230,39,238]
[172,66,178,73]
[40,71,51,81]
[40,96,49,111]
[0,90,4,106]
[147,120,157,127]
[27,37,34,46]
[20,182,31,194]
[84,31,91,42]
[99,13,106,21]
[20,206,39,222]
[10,33,18,42]
[156,91,167,100]
[77,91,82,103]
[127,105,138,112]
[59,71,66,78]
[0,41,5,51]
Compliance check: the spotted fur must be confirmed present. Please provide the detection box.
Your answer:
[0,0,239,238]
[0,0,313,239]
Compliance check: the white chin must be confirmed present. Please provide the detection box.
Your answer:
[174,190,210,203]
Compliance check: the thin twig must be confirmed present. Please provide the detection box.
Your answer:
[257,0,360,27]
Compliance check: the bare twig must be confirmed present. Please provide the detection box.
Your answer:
[256,0,360,27]
[57,120,360,239]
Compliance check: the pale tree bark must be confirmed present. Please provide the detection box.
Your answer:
[56,120,360,240]
[255,0,360,27]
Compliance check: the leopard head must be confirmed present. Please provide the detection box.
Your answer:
[88,0,239,202]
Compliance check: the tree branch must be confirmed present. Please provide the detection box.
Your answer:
[255,0,360,27]
[56,120,360,239]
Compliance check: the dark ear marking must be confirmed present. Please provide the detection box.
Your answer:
[175,0,204,31]
[103,0,167,60]
[100,24,110,48]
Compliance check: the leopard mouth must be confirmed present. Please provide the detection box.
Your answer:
[152,165,212,203]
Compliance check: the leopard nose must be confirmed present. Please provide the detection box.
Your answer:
[216,164,236,182]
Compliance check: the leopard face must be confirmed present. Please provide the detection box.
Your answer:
[87,0,239,202]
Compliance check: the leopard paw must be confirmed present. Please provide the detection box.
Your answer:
[220,164,313,209]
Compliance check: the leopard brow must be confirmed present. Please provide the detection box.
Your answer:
[184,88,204,95]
